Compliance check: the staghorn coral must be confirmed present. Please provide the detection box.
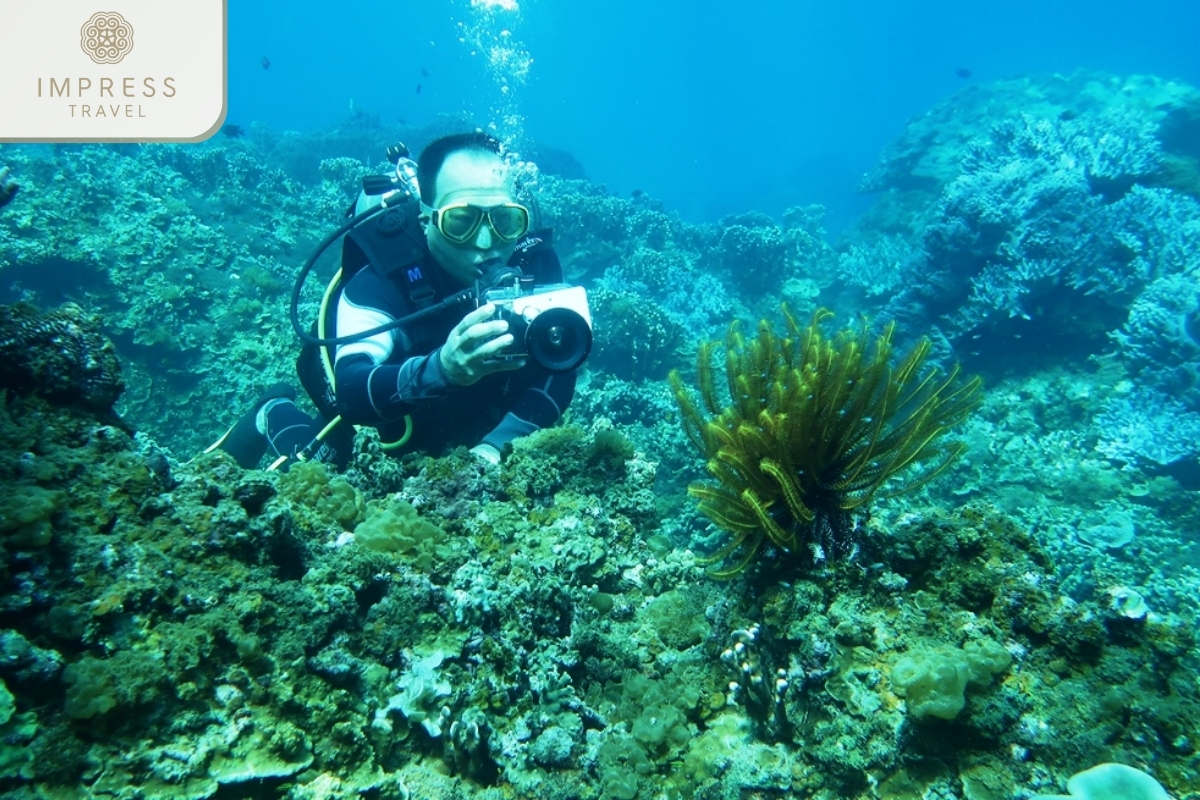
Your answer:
[1110,269,1200,407]
[670,307,981,576]
[843,73,1200,379]
[1094,385,1200,467]
[836,234,922,299]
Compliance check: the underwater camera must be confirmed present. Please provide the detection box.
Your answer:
[480,273,592,372]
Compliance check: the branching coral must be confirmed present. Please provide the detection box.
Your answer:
[670,307,981,576]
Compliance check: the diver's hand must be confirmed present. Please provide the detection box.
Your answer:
[439,303,526,386]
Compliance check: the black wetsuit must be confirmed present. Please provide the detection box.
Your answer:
[296,225,576,461]
[219,204,575,471]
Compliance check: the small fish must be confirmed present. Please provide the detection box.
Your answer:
[955,67,971,79]
[421,67,429,77]
[416,83,422,94]
[222,124,244,138]
[261,56,271,70]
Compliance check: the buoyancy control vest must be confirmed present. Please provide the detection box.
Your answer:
[295,192,561,422]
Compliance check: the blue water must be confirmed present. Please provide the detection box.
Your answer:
[232,0,1199,232]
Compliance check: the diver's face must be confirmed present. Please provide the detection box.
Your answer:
[424,151,519,287]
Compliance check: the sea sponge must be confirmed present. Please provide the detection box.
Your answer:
[891,650,970,720]
[353,499,451,570]
[631,702,690,754]
[0,678,37,779]
[279,460,363,529]
[62,657,118,719]
[1030,763,1170,800]
[891,640,1011,720]
[640,590,711,650]
[0,484,64,547]
[61,651,167,720]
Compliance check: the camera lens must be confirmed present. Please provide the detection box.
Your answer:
[526,308,592,372]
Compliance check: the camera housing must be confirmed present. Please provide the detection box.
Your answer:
[482,277,593,372]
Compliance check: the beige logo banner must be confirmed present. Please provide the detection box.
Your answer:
[0,1,227,142]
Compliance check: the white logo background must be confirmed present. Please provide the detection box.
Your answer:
[0,0,226,142]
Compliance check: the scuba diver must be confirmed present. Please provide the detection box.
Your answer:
[212,132,590,471]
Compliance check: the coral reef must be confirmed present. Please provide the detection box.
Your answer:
[1093,385,1200,468]
[1111,268,1200,407]
[705,206,837,302]
[2,69,1200,800]
[587,286,687,382]
[845,72,1200,380]
[5,318,1194,799]
[0,302,123,415]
